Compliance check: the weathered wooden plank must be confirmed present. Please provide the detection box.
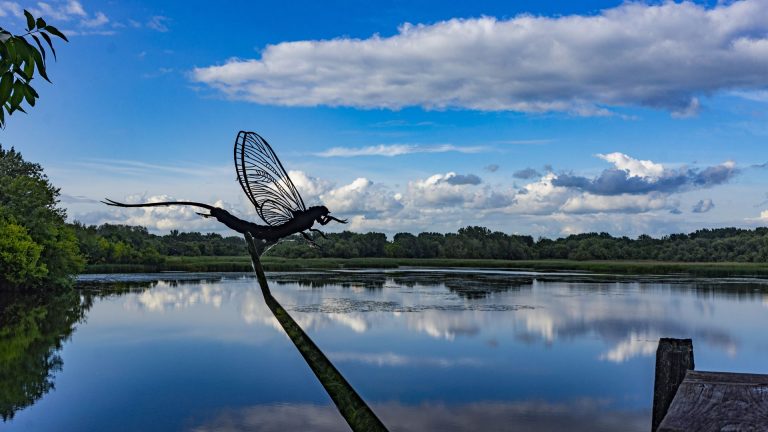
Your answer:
[652,338,695,431]
[683,370,768,386]
[657,370,768,432]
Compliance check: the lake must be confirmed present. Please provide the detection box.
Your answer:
[2,269,768,431]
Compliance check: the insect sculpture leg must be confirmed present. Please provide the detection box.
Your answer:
[261,240,280,255]
[301,231,319,248]
[309,228,327,238]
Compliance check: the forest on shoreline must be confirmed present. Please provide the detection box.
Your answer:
[72,223,768,269]
[5,141,768,285]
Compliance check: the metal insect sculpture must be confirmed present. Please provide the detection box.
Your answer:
[103,131,347,246]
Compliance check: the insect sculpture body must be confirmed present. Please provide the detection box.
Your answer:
[104,131,346,246]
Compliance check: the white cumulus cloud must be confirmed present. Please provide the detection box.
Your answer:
[407,172,514,209]
[192,0,768,116]
[596,152,665,179]
[64,152,751,237]
[560,192,674,214]
[321,178,402,215]
[287,170,333,204]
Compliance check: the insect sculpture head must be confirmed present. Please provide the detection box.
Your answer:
[312,206,331,222]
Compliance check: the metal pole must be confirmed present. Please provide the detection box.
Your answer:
[245,234,388,432]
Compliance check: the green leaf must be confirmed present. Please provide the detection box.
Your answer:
[0,72,12,103]
[31,48,49,82]
[5,38,16,62]
[25,84,38,98]
[12,66,29,82]
[18,37,39,74]
[22,83,35,106]
[44,25,68,42]
[0,104,5,128]
[24,10,35,32]
[23,58,34,80]
[11,39,28,68]
[31,34,46,62]
[40,32,56,60]
[35,18,47,30]
[10,80,24,109]
[0,42,9,61]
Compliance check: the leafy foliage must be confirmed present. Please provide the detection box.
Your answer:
[0,10,68,128]
[0,218,46,286]
[272,227,536,259]
[0,146,84,289]
[71,223,250,266]
[70,223,768,264]
[534,229,768,262]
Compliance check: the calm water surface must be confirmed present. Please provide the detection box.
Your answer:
[3,269,768,431]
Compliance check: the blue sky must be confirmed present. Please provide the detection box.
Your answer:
[1,0,767,237]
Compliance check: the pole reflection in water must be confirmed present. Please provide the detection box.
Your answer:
[245,234,388,432]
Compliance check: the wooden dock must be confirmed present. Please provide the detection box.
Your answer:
[652,338,768,432]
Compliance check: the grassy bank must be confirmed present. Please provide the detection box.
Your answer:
[83,256,768,277]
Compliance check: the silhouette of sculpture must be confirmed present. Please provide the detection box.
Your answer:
[104,131,347,248]
[103,130,385,430]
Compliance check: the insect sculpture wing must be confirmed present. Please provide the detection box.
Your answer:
[234,131,307,226]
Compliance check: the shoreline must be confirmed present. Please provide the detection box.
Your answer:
[83,257,768,277]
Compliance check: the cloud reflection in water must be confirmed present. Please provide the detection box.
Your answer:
[191,400,648,432]
[118,271,753,364]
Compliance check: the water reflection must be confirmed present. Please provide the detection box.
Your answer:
[268,272,535,299]
[329,351,483,367]
[191,400,647,432]
[99,271,757,362]
[0,290,90,420]
[4,270,767,431]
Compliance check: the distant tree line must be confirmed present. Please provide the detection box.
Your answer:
[70,223,768,264]
[269,226,535,260]
[533,229,768,262]
[70,223,245,265]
